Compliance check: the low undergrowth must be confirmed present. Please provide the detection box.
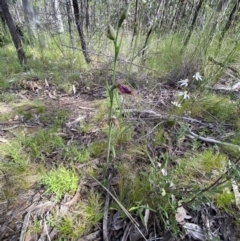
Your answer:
[1,21,240,241]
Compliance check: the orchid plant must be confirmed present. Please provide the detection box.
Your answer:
[172,72,203,108]
[106,5,133,164]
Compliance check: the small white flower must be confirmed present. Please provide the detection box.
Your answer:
[171,101,181,108]
[193,72,203,81]
[178,79,189,87]
[178,91,190,99]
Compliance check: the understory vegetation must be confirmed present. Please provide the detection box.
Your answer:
[1,1,240,240]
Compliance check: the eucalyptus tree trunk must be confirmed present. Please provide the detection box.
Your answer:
[0,0,27,66]
[182,0,205,48]
[0,8,6,29]
[66,0,75,46]
[22,0,39,37]
[53,0,64,33]
[131,0,139,46]
[141,0,162,57]
[218,0,239,49]
[85,0,90,33]
[72,0,91,63]
[205,0,230,50]
[170,0,182,31]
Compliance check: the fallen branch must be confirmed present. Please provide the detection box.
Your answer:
[89,174,148,241]
[19,211,31,241]
[208,56,239,75]
[187,130,240,149]
[64,181,84,207]
[123,109,214,127]
[102,172,113,241]
[77,230,101,241]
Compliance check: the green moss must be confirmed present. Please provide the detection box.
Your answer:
[172,150,228,189]
[89,140,108,157]
[64,145,90,163]
[40,166,78,200]
[0,134,35,199]
[57,189,103,239]
[153,126,165,145]
[24,128,64,159]
[173,92,239,125]
[215,189,234,212]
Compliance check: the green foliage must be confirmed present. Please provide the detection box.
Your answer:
[172,150,228,187]
[57,189,103,239]
[0,134,34,199]
[175,92,239,123]
[24,128,64,159]
[40,166,78,200]
[113,160,178,231]
[0,45,22,89]
[78,189,103,224]
[58,217,74,237]
[89,140,108,157]
[152,126,165,145]
[29,219,42,234]
[63,145,90,163]
[0,93,18,102]
[215,189,234,212]
[12,99,45,119]
[146,34,184,76]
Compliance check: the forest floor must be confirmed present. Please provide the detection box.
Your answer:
[1,66,240,241]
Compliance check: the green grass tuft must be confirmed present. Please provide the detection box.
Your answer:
[40,166,78,200]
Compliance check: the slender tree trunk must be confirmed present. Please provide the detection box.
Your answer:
[53,0,64,33]
[0,8,6,29]
[85,0,90,33]
[218,0,239,48]
[131,0,139,46]
[141,0,162,57]
[170,0,181,31]
[159,0,167,30]
[22,0,39,37]
[66,0,75,46]
[0,0,27,66]
[182,0,205,48]
[72,0,91,63]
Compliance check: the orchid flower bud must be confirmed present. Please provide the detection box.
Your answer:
[107,24,116,41]
[118,5,129,28]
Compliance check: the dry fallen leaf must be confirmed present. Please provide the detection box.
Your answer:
[144,204,150,232]
[232,179,240,210]
[0,138,9,143]
[44,78,49,87]
[111,115,119,127]
[175,206,191,224]
[72,84,76,94]
[183,222,205,241]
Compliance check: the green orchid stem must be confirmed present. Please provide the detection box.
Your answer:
[106,30,120,164]
[107,88,114,164]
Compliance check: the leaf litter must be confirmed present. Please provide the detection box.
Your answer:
[0,73,240,241]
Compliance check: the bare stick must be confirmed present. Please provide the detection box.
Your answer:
[187,130,240,149]
[102,173,113,241]
[89,174,148,241]
[19,211,31,241]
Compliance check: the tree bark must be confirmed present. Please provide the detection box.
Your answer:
[131,0,139,46]
[66,0,75,46]
[218,0,240,48]
[85,0,90,33]
[72,0,91,63]
[141,0,162,57]
[0,0,27,66]
[52,0,64,34]
[22,0,39,37]
[0,7,6,29]
[182,0,205,48]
